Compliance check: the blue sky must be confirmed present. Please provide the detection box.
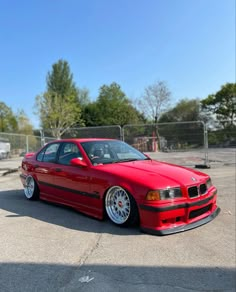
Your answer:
[0,0,235,128]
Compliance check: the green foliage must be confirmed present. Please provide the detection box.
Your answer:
[0,101,18,132]
[82,102,100,127]
[157,122,205,149]
[157,99,204,149]
[16,110,34,135]
[208,126,236,147]
[46,59,77,97]
[77,87,90,108]
[159,98,201,123]
[36,60,84,138]
[16,110,38,150]
[201,83,236,127]
[83,82,145,127]
[36,92,83,138]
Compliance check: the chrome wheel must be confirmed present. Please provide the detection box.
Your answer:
[24,176,39,200]
[105,186,131,225]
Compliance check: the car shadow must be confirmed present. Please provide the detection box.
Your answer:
[0,189,141,236]
[0,262,235,291]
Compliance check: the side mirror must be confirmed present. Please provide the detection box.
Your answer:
[70,158,88,167]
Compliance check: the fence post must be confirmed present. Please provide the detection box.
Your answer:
[121,126,124,141]
[26,135,29,153]
[194,122,210,168]
[204,122,209,166]
[40,129,45,146]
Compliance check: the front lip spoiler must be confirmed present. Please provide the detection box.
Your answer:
[141,206,221,236]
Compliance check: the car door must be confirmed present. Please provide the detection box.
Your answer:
[33,142,61,198]
[52,142,98,212]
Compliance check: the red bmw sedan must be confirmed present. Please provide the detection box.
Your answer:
[20,138,220,235]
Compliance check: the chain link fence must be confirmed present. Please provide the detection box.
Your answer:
[1,121,235,166]
[123,121,210,166]
[207,119,236,148]
[43,125,122,140]
[0,126,122,158]
[123,121,206,152]
[0,132,55,157]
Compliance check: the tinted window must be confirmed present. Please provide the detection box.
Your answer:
[58,142,82,165]
[37,143,60,163]
[81,140,147,165]
[37,149,45,162]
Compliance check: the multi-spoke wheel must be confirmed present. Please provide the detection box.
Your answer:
[24,175,39,200]
[105,186,139,226]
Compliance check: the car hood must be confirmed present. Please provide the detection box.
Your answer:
[98,160,208,188]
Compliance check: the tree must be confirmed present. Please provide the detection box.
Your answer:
[82,102,101,127]
[77,87,93,125]
[201,83,236,127]
[137,80,171,122]
[77,87,90,108]
[158,99,205,148]
[201,83,236,145]
[36,60,84,138]
[136,80,171,149]
[16,110,34,135]
[0,101,17,132]
[46,59,77,97]
[159,98,202,123]
[83,82,145,127]
[16,110,38,151]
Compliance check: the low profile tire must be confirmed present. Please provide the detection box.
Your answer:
[105,186,139,227]
[24,175,39,200]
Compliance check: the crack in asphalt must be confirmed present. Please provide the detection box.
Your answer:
[78,233,103,266]
[58,232,103,291]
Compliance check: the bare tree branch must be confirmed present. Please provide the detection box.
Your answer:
[138,80,171,121]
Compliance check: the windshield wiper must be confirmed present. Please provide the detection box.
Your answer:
[144,157,151,160]
[112,158,139,163]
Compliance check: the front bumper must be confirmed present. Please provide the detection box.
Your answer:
[139,192,220,235]
[141,207,220,235]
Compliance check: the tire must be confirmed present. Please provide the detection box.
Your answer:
[24,175,39,200]
[105,186,139,227]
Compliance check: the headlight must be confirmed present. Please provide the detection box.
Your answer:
[146,187,182,201]
[206,178,212,189]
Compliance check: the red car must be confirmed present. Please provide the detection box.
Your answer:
[20,138,220,235]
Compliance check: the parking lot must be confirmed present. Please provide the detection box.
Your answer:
[0,150,235,292]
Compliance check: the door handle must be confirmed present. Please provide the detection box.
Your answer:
[55,168,62,172]
[34,164,39,168]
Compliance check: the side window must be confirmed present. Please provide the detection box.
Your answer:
[37,143,60,163]
[37,149,45,162]
[58,142,82,165]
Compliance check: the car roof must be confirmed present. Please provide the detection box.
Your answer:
[49,138,117,143]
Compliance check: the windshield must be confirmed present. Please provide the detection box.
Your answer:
[81,140,148,165]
